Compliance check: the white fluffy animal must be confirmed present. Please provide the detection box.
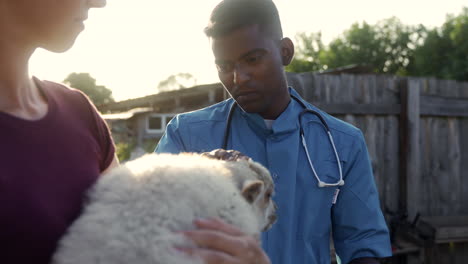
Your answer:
[52,152,276,264]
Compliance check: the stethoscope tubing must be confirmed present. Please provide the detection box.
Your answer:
[222,94,344,187]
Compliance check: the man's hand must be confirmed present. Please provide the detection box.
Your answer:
[178,218,271,264]
[201,149,251,162]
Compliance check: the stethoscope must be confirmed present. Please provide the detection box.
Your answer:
[222,94,344,188]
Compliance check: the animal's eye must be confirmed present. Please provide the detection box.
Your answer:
[265,191,272,199]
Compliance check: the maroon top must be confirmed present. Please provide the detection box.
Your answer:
[0,78,115,264]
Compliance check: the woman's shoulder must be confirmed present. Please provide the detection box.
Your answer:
[36,78,87,102]
[34,77,98,115]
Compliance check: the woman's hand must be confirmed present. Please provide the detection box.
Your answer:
[179,218,270,264]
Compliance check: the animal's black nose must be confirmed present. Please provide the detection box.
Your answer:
[269,214,277,223]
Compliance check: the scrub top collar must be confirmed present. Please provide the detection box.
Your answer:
[238,87,303,135]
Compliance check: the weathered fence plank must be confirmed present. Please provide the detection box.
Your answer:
[383,115,400,213]
[401,78,421,219]
[421,95,468,117]
[314,103,400,115]
[461,118,468,215]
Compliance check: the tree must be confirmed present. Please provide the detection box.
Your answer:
[407,7,468,81]
[287,8,468,81]
[286,32,327,72]
[157,73,197,92]
[289,18,419,75]
[64,73,114,105]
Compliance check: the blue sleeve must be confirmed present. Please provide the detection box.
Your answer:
[154,115,187,154]
[332,131,392,263]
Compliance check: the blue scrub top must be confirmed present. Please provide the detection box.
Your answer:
[155,88,392,264]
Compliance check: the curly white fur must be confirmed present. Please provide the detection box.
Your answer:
[52,153,275,264]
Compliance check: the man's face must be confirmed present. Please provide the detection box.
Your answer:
[2,0,106,52]
[211,25,290,119]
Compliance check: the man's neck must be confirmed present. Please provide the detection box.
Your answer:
[259,89,291,120]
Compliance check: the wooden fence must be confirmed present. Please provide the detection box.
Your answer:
[101,72,468,263]
[286,72,468,264]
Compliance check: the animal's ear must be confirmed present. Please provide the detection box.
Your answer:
[241,180,264,203]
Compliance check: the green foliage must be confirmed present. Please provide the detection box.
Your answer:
[115,140,156,162]
[115,141,135,162]
[326,22,382,72]
[64,73,115,105]
[291,18,418,75]
[407,7,468,81]
[142,140,157,153]
[289,7,468,81]
[286,32,327,72]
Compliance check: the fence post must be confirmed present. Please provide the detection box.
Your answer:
[399,78,420,219]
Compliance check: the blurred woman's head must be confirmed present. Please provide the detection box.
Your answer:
[0,0,106,53]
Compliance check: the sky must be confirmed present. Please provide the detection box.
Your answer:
[30,0,467,101]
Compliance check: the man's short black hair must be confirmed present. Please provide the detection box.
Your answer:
[204,0,283,40]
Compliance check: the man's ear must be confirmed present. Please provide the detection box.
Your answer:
[280,37,295,66]
[241,180,264,203]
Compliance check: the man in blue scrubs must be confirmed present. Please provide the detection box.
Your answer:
[156,0,392,263]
